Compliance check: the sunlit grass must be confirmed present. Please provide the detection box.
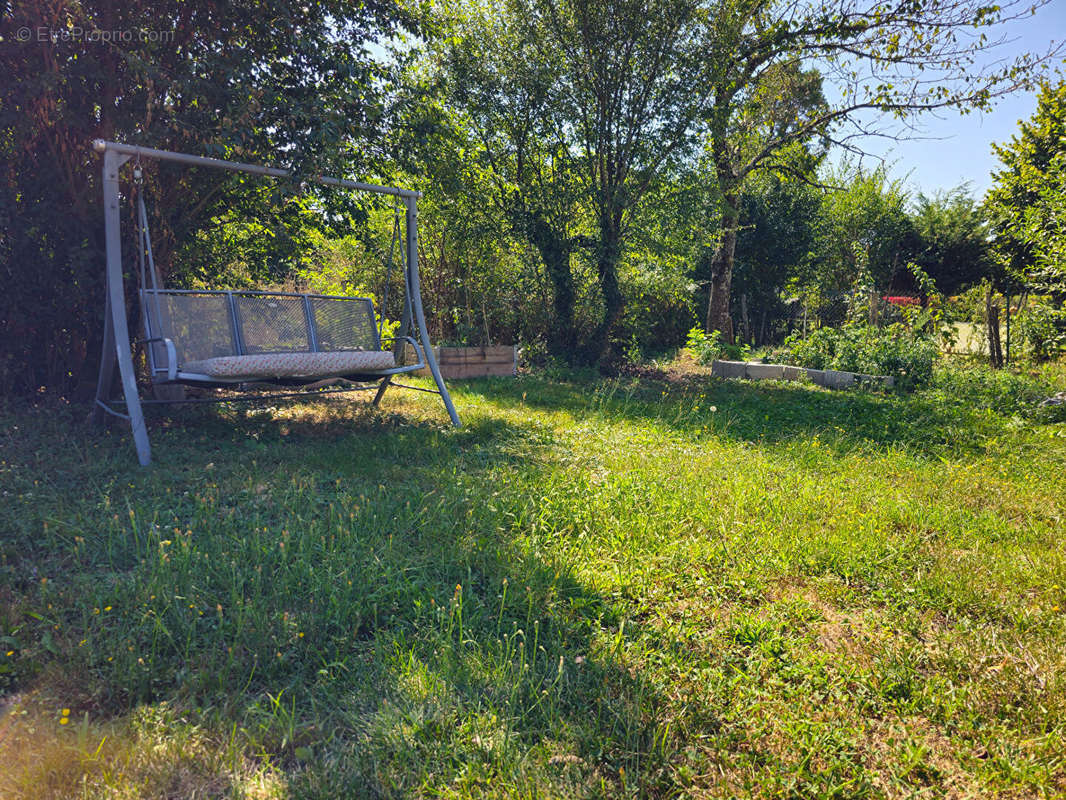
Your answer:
[1,361,1065,797]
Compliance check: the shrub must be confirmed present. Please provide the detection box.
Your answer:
[1016,298,1066,361]
[781,324,939,389]
[685,327,751,365]
[685,327,721,365]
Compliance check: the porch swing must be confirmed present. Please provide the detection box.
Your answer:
[90,140,461,466]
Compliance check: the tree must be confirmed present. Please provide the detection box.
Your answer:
[911,187,992,296]
[615,168,714,354]
[1023,149,1066,292]
[731,165,823,345]
[985,80,1066,292]
[984,80,1066,364]
[435,0,713,363]
[433,2,591,358]
[395,99,537,347]
[0,0,412,395]
[813,163,917,299]
[702,58,829,339]
[699,0,1061,342]
[534,0,713,361]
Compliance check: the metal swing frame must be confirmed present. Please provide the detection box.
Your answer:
[90,139,461,466]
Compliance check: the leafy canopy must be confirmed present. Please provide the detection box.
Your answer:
[985,80,1066,291]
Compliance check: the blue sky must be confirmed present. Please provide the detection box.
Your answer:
[839,2,1065,201]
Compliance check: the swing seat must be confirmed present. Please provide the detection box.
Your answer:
[183,350,396,380]
[143,289,419,385]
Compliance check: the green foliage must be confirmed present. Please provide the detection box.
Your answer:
[926,360,1063,417]
[911,187,993,295]
[617,183,704,356]
[730,166,823,345]
[900,262,959,349]
[427,0,589,351]
[685,326,751,364]
[432,0,715,362]
[985,80,1066,291]
[685,326,723,364]
[782,324,940,389]
[1,0,1059,397]
[1016,297,1066,361]
[697,0,1054,338]
[1023,147,1066,290]
[814,163,918,295]
[844,242,877,324]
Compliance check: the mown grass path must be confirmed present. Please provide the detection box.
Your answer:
[2,366,1065,798]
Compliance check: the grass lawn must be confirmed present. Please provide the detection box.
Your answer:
[2,361,1065,798]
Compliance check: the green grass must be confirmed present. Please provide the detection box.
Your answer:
[2,361,1065,798]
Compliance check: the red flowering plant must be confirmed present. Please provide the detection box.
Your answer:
[883,295,921,307]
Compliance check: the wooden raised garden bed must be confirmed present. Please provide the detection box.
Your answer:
[404,344,517,379]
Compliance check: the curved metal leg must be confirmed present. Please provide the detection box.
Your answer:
[101,151,152,465]
[405,198,460,427]
[372,376,392,407]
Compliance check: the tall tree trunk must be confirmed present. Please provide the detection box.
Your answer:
[585,214,625,363]
[538,238,578,360]
[705,191,738,344]
[739,292,750,344]
[512,204,578,361]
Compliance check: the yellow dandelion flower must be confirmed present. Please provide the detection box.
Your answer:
[59,717,69,725]
[61,708,70,716]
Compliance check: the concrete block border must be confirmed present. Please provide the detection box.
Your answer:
[711,360,894,389]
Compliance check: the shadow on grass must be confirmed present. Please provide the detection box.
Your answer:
[0,397,682,797]
[459,372,1004,460]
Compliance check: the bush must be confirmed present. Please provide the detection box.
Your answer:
[780,324,939,390]
[1016,297,1066,361]
[685,326,751,365]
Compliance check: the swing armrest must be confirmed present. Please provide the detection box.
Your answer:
[380,335,426,368]
[138,337,178,381]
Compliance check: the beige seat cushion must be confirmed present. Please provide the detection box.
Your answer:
[183,350,396,379]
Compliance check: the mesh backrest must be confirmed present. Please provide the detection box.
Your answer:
[234,294,311,354]
[142,291,380,373]
[145,292,237,366]
[311,297,378,351]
